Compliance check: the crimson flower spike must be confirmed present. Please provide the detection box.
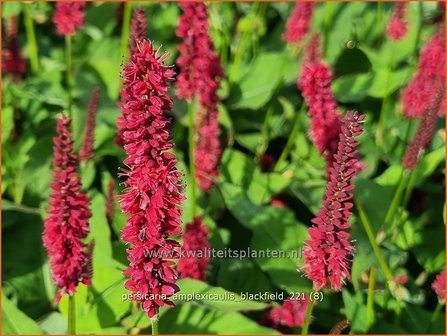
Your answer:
[176,2,224,191]
[432,269,446,302]
[298,33,341,167]
[53,2,86,36]
[386,3,409,41]
[283,2,315,44]
[118,40,184,318]
[129,8,147,55]
[43,113,92,302]
[2,15,26,80]
[116,7,148,148]
[79,88,100,162]
[260,295,312,330]
[177,216,210,280]
[401,27,445,118]
[303,111,365,291]
[403,82,444,170]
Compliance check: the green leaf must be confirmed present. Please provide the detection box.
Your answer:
[228,52,287,110]
[38,312,67,334]
[175,278,267,311]
[220,183,311,292]
[2,293,44,334]
[332,73,374,103]
[342,289,368,333]
[88,38,121,100]
[159,303,279,334]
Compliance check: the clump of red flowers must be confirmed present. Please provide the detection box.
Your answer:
[261,296,311,330]
[2,16,26,80]
[386,3,408,41]
[298,34,341,166]
[432,270,446,301]
[403,83,444,170]
[43,113,92,301]
[79,88,100,162]
[303,111,365,291]
[176,2,223,191]
[177,216,210,280]
[283,2,315,44]
[401,28,445,118]
[53,2,86,36]
[119,40,184,318]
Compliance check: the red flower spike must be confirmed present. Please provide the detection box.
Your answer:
[401,28,445,118]
[176,2,224,191]
[53,2,86,36]
[177,216,210,280]
[432,270,446,301]
[386,3,409,41]
[119,39,184,318]
[283,2,315,44]
[261,296,311,329]
[303,111,365,291]
[43,114,92,300]
[298,34,341,166]
[130,8,147,55]
[116,8,148,148]
[2,16,26,79]
[79,88,100,162]
[403,83,444,170]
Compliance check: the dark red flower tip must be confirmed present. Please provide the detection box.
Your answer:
[176,2,223,191]
[130,8,147,55]
[177,216,210,280]
[298,35,341,166]
[2,16,26,79]
[43,113,92,299]
[403,82,444,170]
[432,269,446,301]
[282,2,315,44]
[386,3,409,41]
[303,111,365,291]
[53,2,86,36]
[401,28,445,118]
[270,194,288,208]
[118,39,184,318]
[79,88,100,162]
[260,296,311,330]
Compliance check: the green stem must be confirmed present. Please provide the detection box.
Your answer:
[188,101,197,218]
[274,102,304,172]
[426,302,443,333]
[65,35,73,115]
[68,294,76,334]
[255,104,274,161]
[402,168,418,208]
[357,201,394,284]
[151,314,159,335]
[376,47,395,147]
[366,267,376,328]
[23,4,40,73]
[120,2,132,66]
[229,31,250,83]
[301,301,314,335]
[382,169,406,231]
